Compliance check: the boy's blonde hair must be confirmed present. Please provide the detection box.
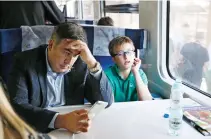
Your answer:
[108,36,134,57]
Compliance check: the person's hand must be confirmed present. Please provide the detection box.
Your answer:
[68,40,97,69]
[55,109,91,133]
[132,58,141,73]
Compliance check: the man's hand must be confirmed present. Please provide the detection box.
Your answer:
[55,109,90,133]
[69,40,97,69]
[132,58,141,73]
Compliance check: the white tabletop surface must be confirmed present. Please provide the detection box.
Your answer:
[49,99,211,139]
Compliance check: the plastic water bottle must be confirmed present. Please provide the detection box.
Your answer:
[168,79,183,136]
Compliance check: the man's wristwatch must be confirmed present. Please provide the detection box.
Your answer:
[89,62,102,73]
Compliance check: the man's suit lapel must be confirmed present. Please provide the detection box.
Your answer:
[35,46,48,108]
[64,58,85,105]
[64,73,72,105]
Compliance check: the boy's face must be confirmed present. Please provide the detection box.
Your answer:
[112,43,135,70]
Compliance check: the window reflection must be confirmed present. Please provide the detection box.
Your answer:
[169,0,211,94]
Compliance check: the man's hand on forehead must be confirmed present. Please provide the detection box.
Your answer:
[64,39,96,67]
[64,39,89,57]
[65,39,86,50]
[63,38,96,66]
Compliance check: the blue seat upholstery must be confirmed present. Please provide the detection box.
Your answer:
[81,25,148,70]
[66,19,95,25]
[0,25,148,82]
[94,56,113,70]
[0,28,22,83]
[0,28,22,53]
[0,25,163,100]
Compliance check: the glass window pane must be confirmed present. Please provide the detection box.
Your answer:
[106,13,139,28]
[66,0,77,18]
[169,0,211,94]
[82,1,94,20]
[105,0,139,6]
[54,0,66,11]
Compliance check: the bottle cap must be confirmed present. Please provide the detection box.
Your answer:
[163,113,169,118]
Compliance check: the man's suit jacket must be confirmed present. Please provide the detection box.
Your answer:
[7,45,113,132]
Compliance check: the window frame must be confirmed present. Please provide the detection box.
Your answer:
[104,2,139,14]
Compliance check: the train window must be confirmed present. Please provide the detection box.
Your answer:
[168,0,211,96]
[54,0,65,11]
[82,1,94,20]
[55,0,94,20]
[104,0,139,28]
[105,0,138,5]
[55,0,76,18]
[105,13,139,28]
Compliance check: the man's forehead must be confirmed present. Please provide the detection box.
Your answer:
[62,38,76,43]
[56,39,74,49]
[59,39,82,53]
[59,39,77,46]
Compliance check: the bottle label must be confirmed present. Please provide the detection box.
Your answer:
[169,118,182,130]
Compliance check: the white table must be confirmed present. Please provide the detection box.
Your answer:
[49,99,211,139]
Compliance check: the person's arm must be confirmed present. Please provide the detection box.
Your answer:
[85,68,114,106]
[203,62,209,73]
[37,133,53,139]
[133,70,152,101]
[68,40,113,106]
[8,54,56,133]
[83,52,113,106]
[41,1,65,24]
[203,48,210,73]
[132,58,152,101]
[104,69,115,102]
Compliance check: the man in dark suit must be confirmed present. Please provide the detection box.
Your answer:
[8,22,113,133]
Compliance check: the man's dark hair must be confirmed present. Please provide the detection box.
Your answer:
[97,16,114,26]
[108,36,133,57]
[51,22,87,44]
